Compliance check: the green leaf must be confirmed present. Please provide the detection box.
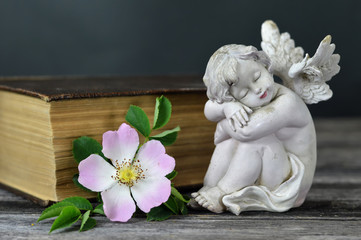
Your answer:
[149,126,180,146]
[153,96,172,130]
[93,204,105,216]
[80,217,96,232]
[49,206,82,233]
[147,204,173,221]
[163,196,179,215]
[79,210,91,232]
[175,198,188,215]
[37,201,75,222]
[72,136,106,163]
[171,187,190,203]
[125,105,151,137]
[166,170,178,181]
[79,210,96,232]
[72,174,93,192]
[63,197,93,211]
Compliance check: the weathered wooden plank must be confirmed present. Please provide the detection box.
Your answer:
[0,211,360,240]
[317,147,361,169]
[314,118,361,148]
[1,182,361,239]
[314,118,361,132]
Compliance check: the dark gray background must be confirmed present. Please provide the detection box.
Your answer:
[0,0,360,116]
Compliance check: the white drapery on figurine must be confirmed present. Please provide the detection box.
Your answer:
[222,153,304,215]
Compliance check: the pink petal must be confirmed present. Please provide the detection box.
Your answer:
[131,177,171,213]
[78,154,117,192]
[136,140,175,178]
[102,123,139,166]
[101,183,136,222]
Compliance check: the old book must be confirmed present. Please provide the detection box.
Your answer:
[0,76,216,205]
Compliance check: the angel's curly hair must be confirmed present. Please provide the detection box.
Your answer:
[203,44,272,103]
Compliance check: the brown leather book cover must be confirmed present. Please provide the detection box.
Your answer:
[0,75,205,101]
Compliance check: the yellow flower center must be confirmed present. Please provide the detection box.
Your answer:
[112,159,145,187]
[118,167,138,184]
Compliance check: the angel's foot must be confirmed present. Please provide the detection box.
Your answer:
[188,198,203,209]
[194,186,226,213]
[191,186,210,198]
[189,186,211,209]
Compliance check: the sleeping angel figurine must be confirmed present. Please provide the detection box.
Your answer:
[190,20,340,214]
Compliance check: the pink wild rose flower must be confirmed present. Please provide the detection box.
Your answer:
[78,123,175,222]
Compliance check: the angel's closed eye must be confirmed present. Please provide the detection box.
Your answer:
[254,71,261,82]
[239,89,249,99]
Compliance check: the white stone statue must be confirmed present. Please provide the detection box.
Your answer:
[191,20,340,214]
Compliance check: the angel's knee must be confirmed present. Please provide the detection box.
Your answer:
[217,148,262,194]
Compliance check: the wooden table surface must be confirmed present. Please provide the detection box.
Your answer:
[1,118,360,240]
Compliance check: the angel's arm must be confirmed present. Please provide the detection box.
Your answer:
[204,100,226,122]
[226,88,309,142]
[204,100,253,130]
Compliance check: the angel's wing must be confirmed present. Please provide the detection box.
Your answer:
[261,20,340,104]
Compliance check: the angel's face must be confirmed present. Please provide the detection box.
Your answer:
[229,60,274,108]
